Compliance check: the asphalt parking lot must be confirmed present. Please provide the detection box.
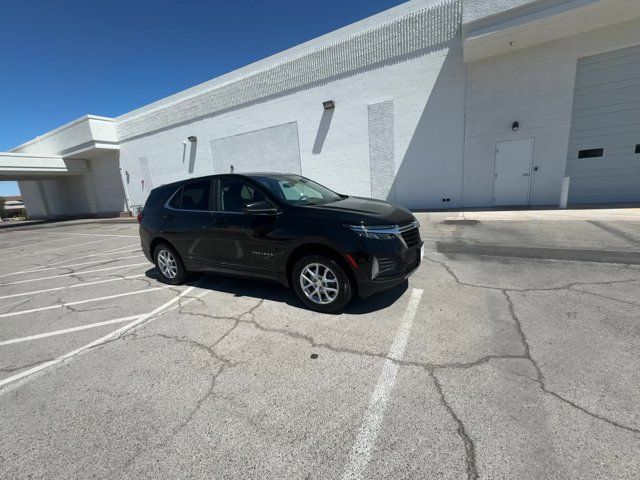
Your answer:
[1,211,639,479]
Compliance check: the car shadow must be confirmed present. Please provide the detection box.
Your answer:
[144,268,408,315]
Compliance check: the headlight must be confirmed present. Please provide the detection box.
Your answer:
[344,223,399,240]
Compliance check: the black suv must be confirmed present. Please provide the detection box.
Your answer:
[138,173,423,312]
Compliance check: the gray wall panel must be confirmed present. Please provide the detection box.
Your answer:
[210,123,302,175]
[368,101,395,200]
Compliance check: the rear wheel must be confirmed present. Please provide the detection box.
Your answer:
[154,243,188,284]
[292,254,353,313]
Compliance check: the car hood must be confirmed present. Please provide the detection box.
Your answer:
[304,196,414,225]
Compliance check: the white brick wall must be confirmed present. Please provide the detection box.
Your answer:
[117,0,467,210]
[462,0,538,24]
[119,38,467,210]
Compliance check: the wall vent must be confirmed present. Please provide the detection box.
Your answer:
[578,148,604,159]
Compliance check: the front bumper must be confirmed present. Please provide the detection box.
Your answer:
[353,241,424,298]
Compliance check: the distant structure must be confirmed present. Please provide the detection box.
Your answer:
[1,196,27,218]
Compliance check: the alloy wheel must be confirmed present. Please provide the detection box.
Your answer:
[157,249,178,279]
[299,263,339,305]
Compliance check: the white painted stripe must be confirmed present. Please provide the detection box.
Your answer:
[0,315,142,346]
[45,244,141,265]
[0,235,81,252]
[0,274,148,300]
[0,281,207,393]
[0,286,173,319]
[0,244,140,279]
[44,232,138,238]
[3,237,116,262]
[0,262,149,287]
[0,255,142,280]
[341,288,424,480]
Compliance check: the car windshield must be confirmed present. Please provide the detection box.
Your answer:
[250,175,343,206]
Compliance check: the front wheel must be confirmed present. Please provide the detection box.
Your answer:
[292,255,353,313]
[154,243,188,285]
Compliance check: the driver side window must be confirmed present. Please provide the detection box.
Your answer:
[216,178,269,212]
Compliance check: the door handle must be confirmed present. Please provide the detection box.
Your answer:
[522,173,530,177]
[213,218,228,226]
[163,213,173,220]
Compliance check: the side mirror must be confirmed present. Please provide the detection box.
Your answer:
[242,201,279,216]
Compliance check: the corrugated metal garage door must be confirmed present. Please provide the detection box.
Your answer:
[566,44,640,204]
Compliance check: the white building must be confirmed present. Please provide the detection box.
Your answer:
[3,0,640,218]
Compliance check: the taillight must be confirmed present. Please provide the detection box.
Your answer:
[137,212,144,223]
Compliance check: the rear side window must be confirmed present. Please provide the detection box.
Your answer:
[167,180,211,211]
[167,187,183,209]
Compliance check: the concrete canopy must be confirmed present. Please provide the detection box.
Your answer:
[463,0,640,62]
[7,115,127,218]
[0,152,88,180]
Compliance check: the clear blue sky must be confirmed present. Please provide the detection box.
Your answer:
[0,0,405,196]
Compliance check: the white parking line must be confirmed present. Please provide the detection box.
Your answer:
[0,255,143,280]
[0,235,82,252]
[0,274,148,300]
[341,288,424,480]
[0,281,207,393]
[0,315,142,346]
[2,237,118,262]
[0,262,149,287]
[44,232,138,238]
[44,244,141,266]
[0,285,173,319]
[0,244,141,279]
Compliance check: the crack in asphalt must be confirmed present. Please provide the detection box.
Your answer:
[401,354,528,371]
[428,370,478,480]
[416,255,640,437]
[173,294,493,480]
[63,303,117,315]
[502,289,640,436]
[0,358,57,374]
[120,330,238,470]
[425,255,639,296]
[238,308,391,362]
[0,298,31,314]
[419,256,640,432]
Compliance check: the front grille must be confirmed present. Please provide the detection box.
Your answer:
[404,258,420,274]
[377,256,419,279]
[378,257,397,274]
[399,225,421,248]
[378,257,398,277]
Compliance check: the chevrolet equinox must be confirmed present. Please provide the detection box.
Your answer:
[138,173,423,312]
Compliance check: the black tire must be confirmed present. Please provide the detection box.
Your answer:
[292,254,353,313]
[153,242,188,285]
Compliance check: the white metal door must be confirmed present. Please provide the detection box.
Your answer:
[493,138,534,206]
